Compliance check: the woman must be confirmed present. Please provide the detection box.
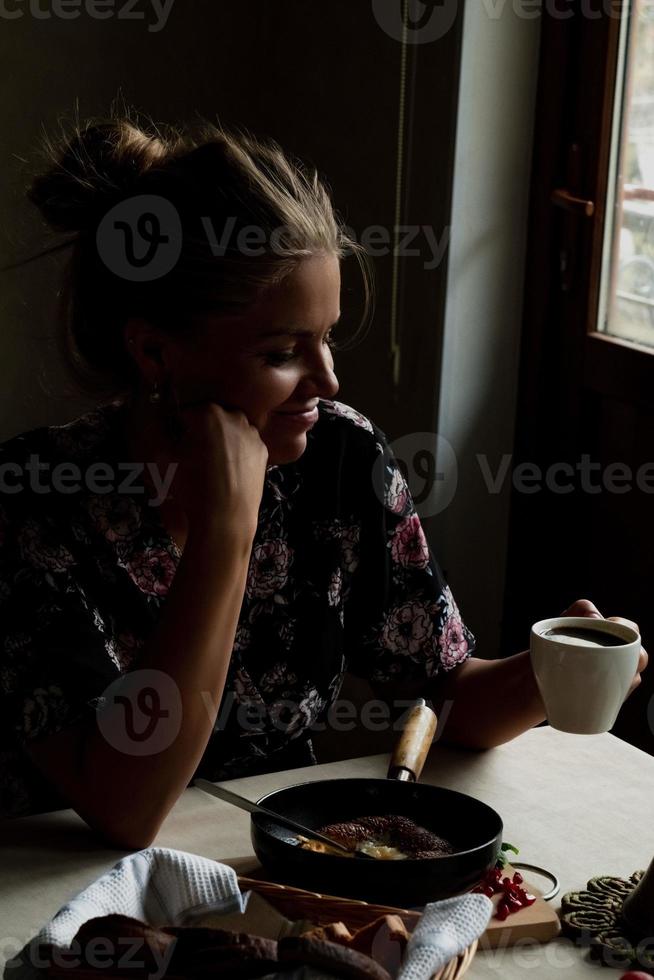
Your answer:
[0,113,646,847]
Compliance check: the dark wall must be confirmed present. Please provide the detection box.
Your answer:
[0,1,463,449]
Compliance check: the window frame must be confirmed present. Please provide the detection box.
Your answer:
[583,3,654,410]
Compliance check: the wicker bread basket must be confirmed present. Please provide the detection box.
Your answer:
[39,875,476,980]
[238,875,478,979]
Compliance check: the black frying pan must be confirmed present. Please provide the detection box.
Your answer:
[250,701,503,907]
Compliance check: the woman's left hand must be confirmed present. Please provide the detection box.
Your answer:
[561,598,648,699]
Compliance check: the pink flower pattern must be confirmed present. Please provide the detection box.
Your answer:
[320,399,374,434]
[246,539,292,599]
[85,493,141,543]
[385,465,410,515]
[379,599,437,657]
[438,585,470,669]
[120,545,177,596]
[390,515,430,568]
[105,631,142,671]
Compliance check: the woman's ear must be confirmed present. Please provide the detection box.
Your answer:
[124,317,166,376]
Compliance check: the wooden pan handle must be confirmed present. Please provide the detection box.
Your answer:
[387,699,438,782]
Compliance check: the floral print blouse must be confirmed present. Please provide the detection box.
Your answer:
[0,398,475,819]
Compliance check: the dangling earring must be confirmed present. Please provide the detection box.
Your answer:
[149,381,162,404]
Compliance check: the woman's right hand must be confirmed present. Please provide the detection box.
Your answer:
[160,388,269,541]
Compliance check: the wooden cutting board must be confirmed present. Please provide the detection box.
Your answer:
[479,865,561,948]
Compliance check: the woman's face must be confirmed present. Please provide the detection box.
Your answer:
[156,254,341,465]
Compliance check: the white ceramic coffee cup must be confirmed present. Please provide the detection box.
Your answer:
[530,616,641,734]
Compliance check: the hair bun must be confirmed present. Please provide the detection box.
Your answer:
[27,119,169,234]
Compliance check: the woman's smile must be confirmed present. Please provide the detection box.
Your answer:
[272,404,320,428]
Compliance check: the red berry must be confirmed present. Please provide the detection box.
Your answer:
[513,871,523,884]
[618,973,652,979]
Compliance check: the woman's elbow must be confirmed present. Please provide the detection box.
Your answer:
[437,721,505,752]
[101,828,158,851]
[79,809,162,852]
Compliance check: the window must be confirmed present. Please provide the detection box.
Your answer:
[599,0,654,347]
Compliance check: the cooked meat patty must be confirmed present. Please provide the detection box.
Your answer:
[315,814,454,859]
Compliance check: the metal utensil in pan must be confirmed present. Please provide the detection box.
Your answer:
[250,700,503,907]
[194,779,374,858]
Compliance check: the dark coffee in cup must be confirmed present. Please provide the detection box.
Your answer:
[539,626,626,647]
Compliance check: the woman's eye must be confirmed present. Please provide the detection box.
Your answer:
[263,332,336,366]
[263,350,297,366]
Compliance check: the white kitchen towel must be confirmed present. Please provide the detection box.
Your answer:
[4,846,245,980]
[397,893,493,980]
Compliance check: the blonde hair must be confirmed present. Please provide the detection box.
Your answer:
[20,104,374,398]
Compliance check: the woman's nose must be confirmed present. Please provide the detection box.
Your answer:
[305,349,339,400]
[318,364,339,400]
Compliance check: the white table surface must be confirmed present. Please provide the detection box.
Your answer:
[1,726,653,978]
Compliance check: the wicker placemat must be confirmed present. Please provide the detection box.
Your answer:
[560,869,654,972]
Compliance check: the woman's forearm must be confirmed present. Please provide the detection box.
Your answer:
[28,525,254,849]
[430,652,547,750]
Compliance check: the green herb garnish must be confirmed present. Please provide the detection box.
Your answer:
[496,841,520,869]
